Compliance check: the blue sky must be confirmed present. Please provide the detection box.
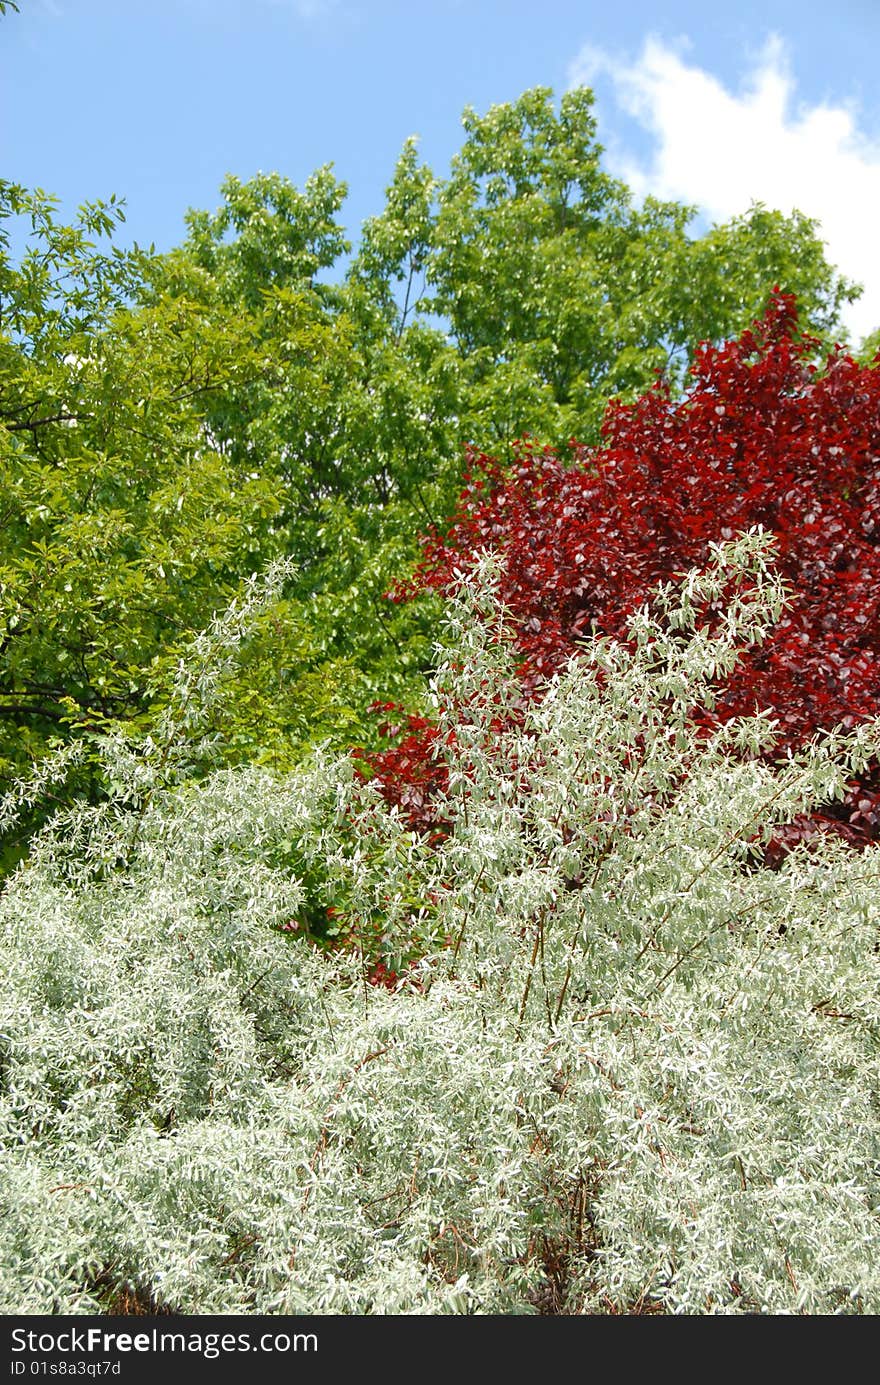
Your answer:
[2,0,879,339]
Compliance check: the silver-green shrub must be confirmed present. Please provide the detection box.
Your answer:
[1,533,877,1313]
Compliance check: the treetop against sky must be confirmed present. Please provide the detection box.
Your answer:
[1,1,878,342]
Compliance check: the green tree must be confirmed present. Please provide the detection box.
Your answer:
[154,87,859,761]
[0,184,368,855]
[0,87,864,864]
[420,88,860,442]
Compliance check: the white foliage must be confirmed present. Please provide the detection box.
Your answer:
[0,531,877,1314]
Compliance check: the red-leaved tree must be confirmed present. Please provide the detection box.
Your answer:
[366,292,880,851]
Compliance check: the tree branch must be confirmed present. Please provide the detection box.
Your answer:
[4,413,88,433]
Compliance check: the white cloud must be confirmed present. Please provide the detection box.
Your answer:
[569,35,880,343]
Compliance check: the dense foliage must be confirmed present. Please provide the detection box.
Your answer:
[2,22,879,1313]
[382,294,880,849]
[1,540,878,1314]
[1,87,866,850]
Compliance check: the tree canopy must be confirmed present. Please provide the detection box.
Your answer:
[0,87,870,856]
